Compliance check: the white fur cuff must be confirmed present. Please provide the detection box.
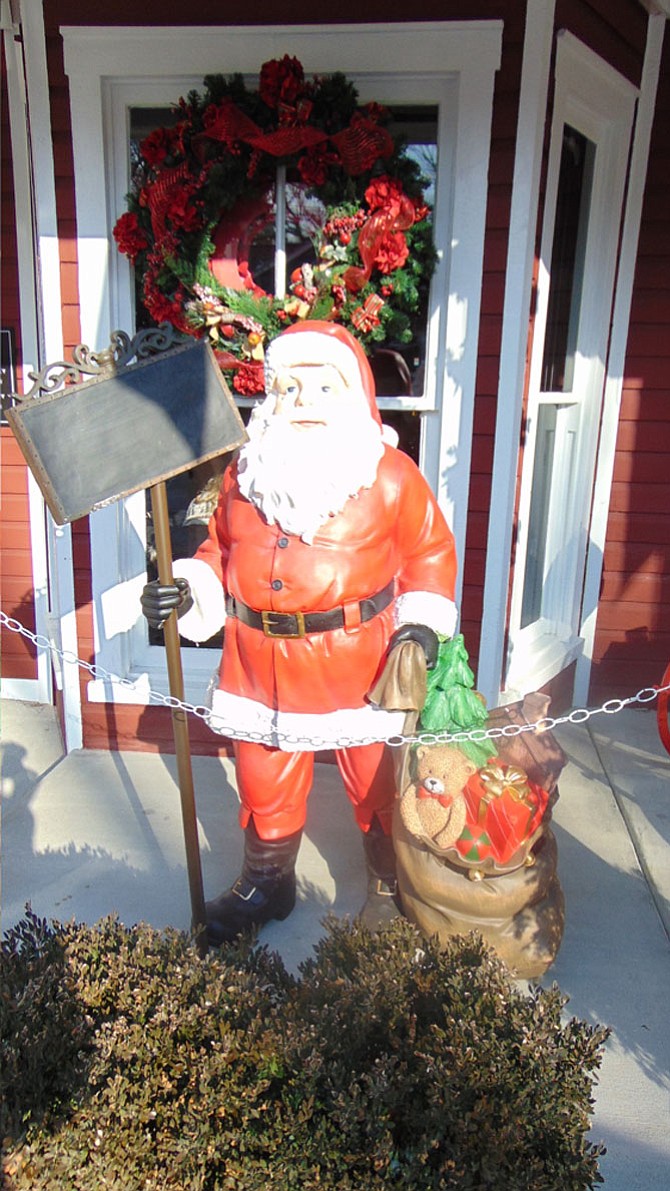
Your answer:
[172,558,226,643]
[395,591,458,638]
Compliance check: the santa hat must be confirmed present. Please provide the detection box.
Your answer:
[263,321,382,427]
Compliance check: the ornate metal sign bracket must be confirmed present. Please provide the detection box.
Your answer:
[3,323,182,406]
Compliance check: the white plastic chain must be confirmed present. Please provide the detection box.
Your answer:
[2,608,668,750]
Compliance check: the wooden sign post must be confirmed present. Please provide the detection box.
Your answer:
[5,328,248,949]
[150,479,208,951]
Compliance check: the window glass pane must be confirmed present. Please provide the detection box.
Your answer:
[541,126,595,393]
[128,104,437,395]
[1,328,17,422]
[520,405,557,629]
[283,183,328,292]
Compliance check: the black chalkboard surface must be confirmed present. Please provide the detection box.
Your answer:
[7,339,248,525]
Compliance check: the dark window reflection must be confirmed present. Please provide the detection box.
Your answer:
[541,126,594,393]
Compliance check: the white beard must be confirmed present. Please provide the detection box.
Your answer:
[237,397,385,544]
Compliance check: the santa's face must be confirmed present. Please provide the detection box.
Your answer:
[269,363,359,431]
[237,359,384,543]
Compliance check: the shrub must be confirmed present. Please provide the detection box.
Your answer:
[0,910,93,1141]
[1,912,608,1189]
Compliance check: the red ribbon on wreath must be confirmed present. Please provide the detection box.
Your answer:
[144,162,191,240]
[343,194,416,293]
[195,100,394,173]
[330,116,394,176]
[195,97,328,160]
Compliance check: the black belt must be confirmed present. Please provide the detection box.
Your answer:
[225,580,395,639]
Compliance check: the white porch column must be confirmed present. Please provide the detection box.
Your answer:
[5,0,82,749]
[477,0,556,706]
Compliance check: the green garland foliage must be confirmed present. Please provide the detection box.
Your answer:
[113,56,436,394]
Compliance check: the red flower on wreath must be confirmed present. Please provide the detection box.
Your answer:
[113,212,149,262]
[143,274,191,332]
[259,55,305,110]
[298,144,341,188]
[140,127,179,169]
[365,175,406,215]
[232,361,265,395]
[165,187,201,233]
[375,231,410,275]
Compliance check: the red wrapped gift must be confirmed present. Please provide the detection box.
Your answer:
[454,762,550,870]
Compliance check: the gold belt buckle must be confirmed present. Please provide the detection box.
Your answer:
[261,610,306,638]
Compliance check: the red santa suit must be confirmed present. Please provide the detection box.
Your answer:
[174,324,458,840]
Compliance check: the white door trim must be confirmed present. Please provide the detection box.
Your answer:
[2,3,50,705]
[477,0,556,706]
[2,1,81,745]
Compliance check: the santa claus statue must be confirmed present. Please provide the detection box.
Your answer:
[141,322,458,946]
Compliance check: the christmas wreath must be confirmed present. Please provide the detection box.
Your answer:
[113,56,436,394]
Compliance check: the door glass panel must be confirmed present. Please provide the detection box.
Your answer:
[540,126,595,393]
[520,405,557,628]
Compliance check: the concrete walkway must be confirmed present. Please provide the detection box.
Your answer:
[1,696,669,1188]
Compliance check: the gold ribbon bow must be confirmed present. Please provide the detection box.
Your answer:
[476,763,532,825]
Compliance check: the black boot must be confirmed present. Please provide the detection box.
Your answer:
[206,819,302,947]
[358,815,402,931]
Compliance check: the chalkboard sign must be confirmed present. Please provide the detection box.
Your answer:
[6,339,248,525]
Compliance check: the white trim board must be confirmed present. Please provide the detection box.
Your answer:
[2,4,65,714]
[19,0,81,748]
[477,0,556,706]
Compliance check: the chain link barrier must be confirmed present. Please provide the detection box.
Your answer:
[3,608,669,751]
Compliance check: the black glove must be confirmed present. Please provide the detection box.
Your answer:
[140,577,193,629]
[387,623,439,671]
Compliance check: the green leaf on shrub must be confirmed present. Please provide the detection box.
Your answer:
[1,911,609,1189]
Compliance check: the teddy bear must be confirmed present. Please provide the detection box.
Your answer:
[399,744,477,850]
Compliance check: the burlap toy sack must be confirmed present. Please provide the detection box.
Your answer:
[486,692,567,801]
[392,691,567,979]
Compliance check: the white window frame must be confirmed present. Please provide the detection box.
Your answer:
[504,32,636,698]
[62,22,501,707]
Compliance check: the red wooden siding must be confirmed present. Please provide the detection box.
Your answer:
[591,26,670,701]
[0,431,38,681]
[459,8,526,673]
[554,0,647,85]
[45,0,524,28]
[47,33,81,360]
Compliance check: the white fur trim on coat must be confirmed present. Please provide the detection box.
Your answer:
[172,558,226,643]
[206,687,407,751]
[394,591,458,638]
